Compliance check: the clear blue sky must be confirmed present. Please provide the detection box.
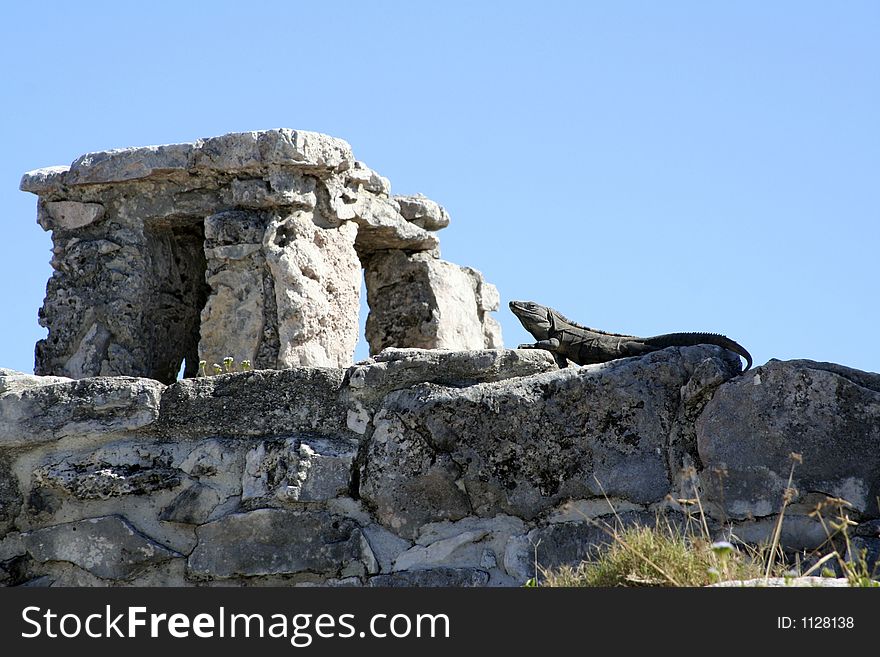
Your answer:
[1,2,878,374]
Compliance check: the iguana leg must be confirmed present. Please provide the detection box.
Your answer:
[517,339,569,368]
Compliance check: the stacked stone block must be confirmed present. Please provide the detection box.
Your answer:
[21,130,502,382]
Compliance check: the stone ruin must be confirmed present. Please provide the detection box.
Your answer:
[4,130,879,587]
[21,129,502,383]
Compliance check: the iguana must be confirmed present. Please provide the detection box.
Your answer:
[509,300,752,371]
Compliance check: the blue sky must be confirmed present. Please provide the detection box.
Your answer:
[1,2,877,374]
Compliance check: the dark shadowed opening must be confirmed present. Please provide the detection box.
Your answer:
[143,219,209,383]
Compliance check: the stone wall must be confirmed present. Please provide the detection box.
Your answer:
[21,130,502,383]
[1,349,878,587]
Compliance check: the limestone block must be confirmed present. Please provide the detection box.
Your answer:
[0,370,72,395]
[19,165,69,194]
[158,483,223,525]
[393,515,525,572]
[242,436,358,503]
[20,130,354,191]
[225,171,317,209]
[187,509,365,579]
[345,348,557,405]
[345,162,391,195]
[697,360,880,519]
[66,142,196,185]
[41,201,105,230]
[360,348,739,537]
[0,377,164,447]
[34,450,181,500]
[363,250,501,354]
[361,524,412,573]
[200,210,269,368]
[264,211,361,368]
[724,515,829,551]
[358,408,472,539]
[156,368,354,440]
[394,194,450,231]
[322,180,439,252]
[23,515,181,580]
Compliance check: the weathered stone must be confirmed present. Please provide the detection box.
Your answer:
[360,348,728,537]
[345,348,557,405]
[178,439,246,500]
[394,194,450,231]
[320,181,439,253]
[361,524,412,573]
[723,515,829,551]
[358,407,473,539]
[35,217,208,382]
[34,448,181,500]
[325,497,374,525]
[0,370,72,395]
[0,532,25,569]
[697,360,880,519]
[393,515,525,572]
[41,201,105,230]
[23,515,180,580]
[18,165,69,194]
[545,498,645,524]
[848,537,880,574]
[158,483,223,524]
[20,130,353,191]
[24,130,505,382]
[264,212,361,368]
[199,210,270,369]
[504,511,660,582]
[157,368,354,439]
[187,509,365,579]
[242,436,357,503]
[223,169,318,209]
[0,455,22,534]
[0,377,163,447]
[368,567,489,587]
[363,250,501,354]
[345,162,391,196]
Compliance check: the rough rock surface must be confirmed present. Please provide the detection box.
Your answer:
[187,509,366,579]
[23,516,181,580]
[22,129,502,381]
[697,359,880,519]
[358,347,733,538]
[0,376,163,447]
[2,348,879,587]
[363,250,502,354]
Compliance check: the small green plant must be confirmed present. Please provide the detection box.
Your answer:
[195,356,254,377]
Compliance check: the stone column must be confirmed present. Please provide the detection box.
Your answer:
[31,194,199,381]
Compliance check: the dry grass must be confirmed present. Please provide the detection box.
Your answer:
[539,517,766,587]
[535,457,879,588]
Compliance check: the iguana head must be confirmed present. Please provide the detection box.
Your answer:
[509,300,553,340]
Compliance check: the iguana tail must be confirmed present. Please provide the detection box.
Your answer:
[642,332,753,372]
